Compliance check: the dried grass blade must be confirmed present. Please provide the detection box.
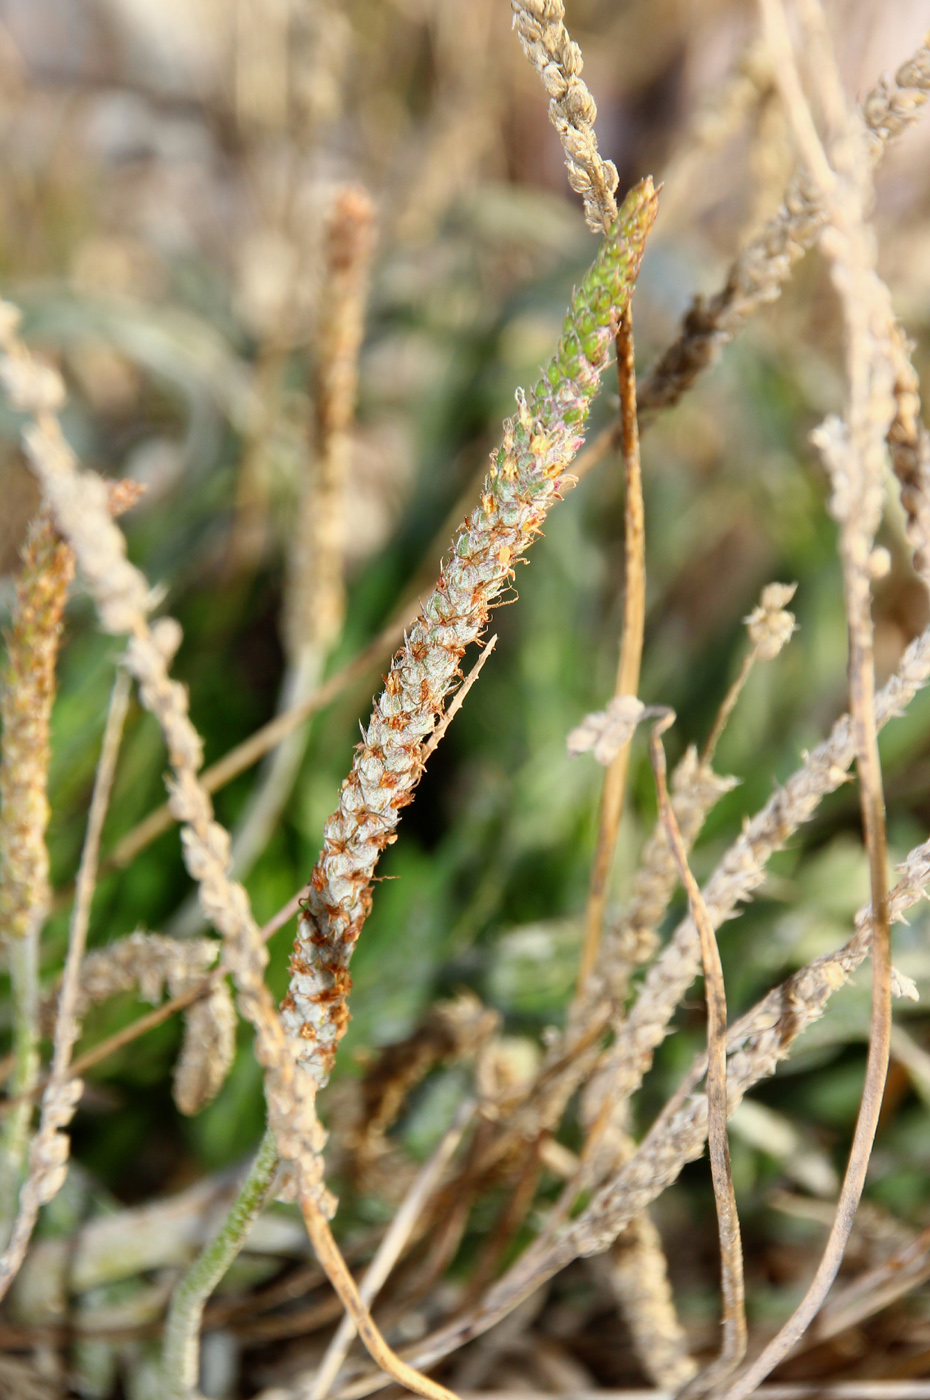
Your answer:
[649,722,746,1394]
[715,1,896,1391]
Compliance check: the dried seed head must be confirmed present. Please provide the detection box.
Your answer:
[0,353,66,415]
[568,696,647,764]
[174,982,238,1116]
[890,967,919,1001]
[744,582,798,661]
[568,697,674,766]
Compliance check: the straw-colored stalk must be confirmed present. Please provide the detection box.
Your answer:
[718,1,897,1390]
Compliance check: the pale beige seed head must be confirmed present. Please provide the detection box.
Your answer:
[744,581,798,661]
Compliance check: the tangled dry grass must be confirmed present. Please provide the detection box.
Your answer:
[2,1,930,1398]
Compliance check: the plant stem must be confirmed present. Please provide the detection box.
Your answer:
[0,931,40,1240]
[578,304,646,990]
[162,1130,279,1399]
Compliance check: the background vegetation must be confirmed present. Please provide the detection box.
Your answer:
[2,1,930,1396]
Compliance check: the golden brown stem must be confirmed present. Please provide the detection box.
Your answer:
[300,1194,460,1400]
[578,306,646,989]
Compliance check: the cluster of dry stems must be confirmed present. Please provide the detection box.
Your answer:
[2,2,930,1398]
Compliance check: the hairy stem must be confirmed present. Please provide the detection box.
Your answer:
[162,1130,279,1399]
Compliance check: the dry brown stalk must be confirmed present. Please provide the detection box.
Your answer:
[718,2,897,1390]
[589,748,738,1028]
[650,719,746,1396]
[577,306,646,990]
[0,667,129,1302]
[636,33,930,416]
[283,180,658,1088]
[509,0,619,234]
[309,1099,475,1400]
[300,1194,459,1400]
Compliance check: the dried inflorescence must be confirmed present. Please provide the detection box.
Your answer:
[0,515,74,947]
[744,582,797,661]
[603,1211,698,1389]
[510,0,619,233]
[567,696,657,766]
[637,33,930,415]
[40,932,236,1116]
[285,184,376,660]
[284,178,659,1086]
[579,618,930,1189]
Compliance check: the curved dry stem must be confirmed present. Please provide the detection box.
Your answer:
[650,722,746,1396]
[300,1193,460,1400]
[310,1100,474,1400]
